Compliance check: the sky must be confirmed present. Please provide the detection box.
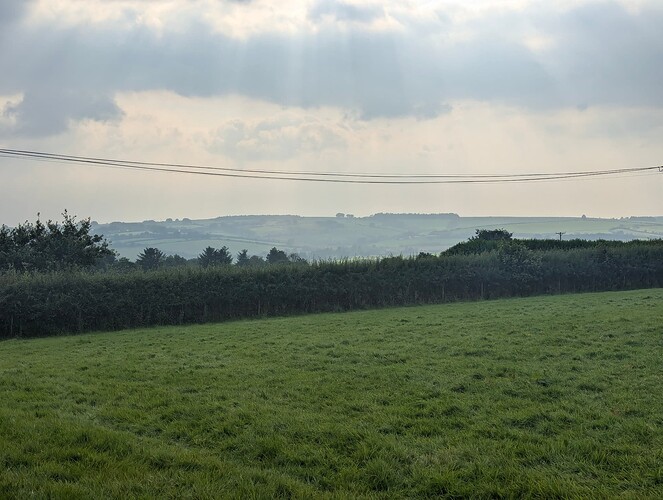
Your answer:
[1,0,662,225]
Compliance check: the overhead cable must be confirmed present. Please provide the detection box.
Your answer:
[0,148,660,185]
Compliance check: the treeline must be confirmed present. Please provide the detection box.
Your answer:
[0,213,304,273]
[443,229,663,255]
[0,212,113,272]
[123,246,306,272]
[2,238,663,338]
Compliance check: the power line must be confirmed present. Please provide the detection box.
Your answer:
[3,148,652,179]
[0,148,661,185]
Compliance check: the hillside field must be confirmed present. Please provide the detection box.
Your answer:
[1,289,662,497]
[93,214,663,260]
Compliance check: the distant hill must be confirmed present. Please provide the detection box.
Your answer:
[91,213,663,260]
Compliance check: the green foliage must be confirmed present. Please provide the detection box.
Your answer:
[266,247,289,264]
[136,248,165,271]
[1,290,662,497]
[247,255,266,267]
[198,246,233,268]
[264,247,307,266]
[236,249,265,267]
[444,229,513,255]
[235,249,250,267]
[472,228,513,241]
[0,212,114,272]
[496,241,542,293]
[1,240,662,338]
[444,232,662,256]
[113,257,137,273]
[163,254,189,268]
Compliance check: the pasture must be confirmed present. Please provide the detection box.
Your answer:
[1,289,662,497]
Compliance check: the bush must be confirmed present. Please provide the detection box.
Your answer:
[2,240,662,338]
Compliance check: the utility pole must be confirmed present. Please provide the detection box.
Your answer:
[556,231,566,241]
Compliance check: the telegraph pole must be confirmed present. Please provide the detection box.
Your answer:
[556,231,566,241]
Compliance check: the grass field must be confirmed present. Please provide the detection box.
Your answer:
[1,289,663,497]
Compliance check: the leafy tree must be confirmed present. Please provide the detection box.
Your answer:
[0,211,114,272]
[136,247,165,270]
[198,246,233,268]
[472,229,513,241]
[497,241,542,288]
[266,247,290,264]
[443,228,514,255]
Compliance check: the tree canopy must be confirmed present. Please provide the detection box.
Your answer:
[198,246,233,268]
[471,229,513,241]
[136,248,165,271]
[0,212,114,272]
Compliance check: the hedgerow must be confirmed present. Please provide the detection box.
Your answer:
[2,240,662,338]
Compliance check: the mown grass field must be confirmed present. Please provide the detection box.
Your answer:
[1,289,662,498]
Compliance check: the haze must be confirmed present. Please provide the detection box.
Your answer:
[1,0,662,226]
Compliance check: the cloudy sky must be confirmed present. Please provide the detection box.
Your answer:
[1,0,661,225]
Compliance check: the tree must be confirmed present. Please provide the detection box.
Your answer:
[0,211,114,272]
[266,247,289,265]
[136,247,165,270]
[236,249,250,267]
[471,229,513,241]
[248,255,265,267]
[288,253,308,265]
[198,246,233,268]
[164,254,188,268]
[497,241,542,291]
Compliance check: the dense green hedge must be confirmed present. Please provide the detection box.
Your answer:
[443,237,663,255]
[2,241,663,338]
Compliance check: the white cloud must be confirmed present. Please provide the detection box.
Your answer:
[1,1,662,224]
[1,1,662,137]
[309,0,385,24]
[209,115,347,161]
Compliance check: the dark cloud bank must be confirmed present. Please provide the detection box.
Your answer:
[1,1,662,136]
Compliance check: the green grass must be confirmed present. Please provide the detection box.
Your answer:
[2,290,663,498]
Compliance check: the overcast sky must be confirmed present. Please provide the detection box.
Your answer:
[1,0,662,225]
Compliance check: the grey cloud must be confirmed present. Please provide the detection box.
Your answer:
[0,1,31,26]
[0,2,662,137]
[309,0,384,24]
[3,89,123,137]
[535,2,663,109]
[210,117,346,161]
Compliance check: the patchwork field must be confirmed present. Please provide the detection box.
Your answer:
[1,289,662,497]
[95,214,663,260]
